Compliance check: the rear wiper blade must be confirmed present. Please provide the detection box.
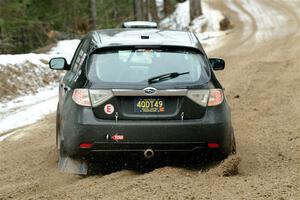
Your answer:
[148,71,190,84]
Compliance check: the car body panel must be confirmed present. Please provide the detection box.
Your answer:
[60,99,232,157]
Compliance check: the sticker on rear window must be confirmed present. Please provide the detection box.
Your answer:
[104,104,114,114]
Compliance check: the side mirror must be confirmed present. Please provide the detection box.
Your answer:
[209,58,225,70]
[49,57,70,70]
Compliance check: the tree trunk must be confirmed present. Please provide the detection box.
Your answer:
[149,0,159,22]
[134,0,152,21]
[163,0,172,17]
[90,0,97,30]
[189,0,202,21]
[142,0,149,20]
[134,0,144,20]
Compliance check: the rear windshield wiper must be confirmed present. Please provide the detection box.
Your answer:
[148,71,190,84]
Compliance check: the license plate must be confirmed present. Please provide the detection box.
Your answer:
[134,98,165,113]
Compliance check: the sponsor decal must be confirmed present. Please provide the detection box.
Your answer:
[111,134,124,141]
[104,104,114,114]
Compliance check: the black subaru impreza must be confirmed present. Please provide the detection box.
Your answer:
[49,21,235,174]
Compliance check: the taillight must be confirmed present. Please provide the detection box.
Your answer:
[208,89,224,106]
[72,89,91,107]
[187,90,210,106]
[72,89,114,107]
[187,89,224,107]
[89,90,113,107]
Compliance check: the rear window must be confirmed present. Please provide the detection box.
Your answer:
[87,48,210,85]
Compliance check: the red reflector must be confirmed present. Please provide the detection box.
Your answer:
[79,143,93,148]
[207,143,220,148]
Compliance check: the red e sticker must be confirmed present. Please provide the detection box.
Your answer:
[104,104,114,115]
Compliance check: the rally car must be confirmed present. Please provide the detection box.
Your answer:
[49,21,236,174]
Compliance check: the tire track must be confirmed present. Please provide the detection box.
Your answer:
[224,0,257,45]
[239,0,298,43]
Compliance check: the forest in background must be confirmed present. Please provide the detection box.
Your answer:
[0,0,184,54]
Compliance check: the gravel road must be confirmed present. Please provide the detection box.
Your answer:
[1,0,300,199]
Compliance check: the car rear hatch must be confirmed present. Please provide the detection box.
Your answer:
[82,46,213,120]
[89,88,208,120]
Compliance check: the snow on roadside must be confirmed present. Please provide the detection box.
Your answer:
[0,87,58,138]
[0,39,80,67]
[0,40,79,138]
[0,39,80,102]
[160,0,190,30]
[47,39,80,63]
[0,84,57,114]
[160,0,229,51]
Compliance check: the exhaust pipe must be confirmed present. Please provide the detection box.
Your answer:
[144,149,154,159]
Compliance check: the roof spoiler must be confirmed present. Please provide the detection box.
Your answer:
[122,21,158,29]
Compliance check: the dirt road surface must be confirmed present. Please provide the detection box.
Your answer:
[1,0,300,199]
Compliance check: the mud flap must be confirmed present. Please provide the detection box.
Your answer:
[58,156,88,175]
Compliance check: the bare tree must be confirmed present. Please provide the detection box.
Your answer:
[134,0,158,22]
[90,0,97,29]
[142,0,149,20]
[148,0,159,22]
[163,0,172,17]
[134,0,145,20]
[189,0,202,21]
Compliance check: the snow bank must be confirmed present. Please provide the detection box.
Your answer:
[0,40,79,138]
[160,0,190,30]
[47,39,80,63]
[0,85,57,114]
[0,53,49,67]
[160,0,229,51]
[0,39,80,102]
[0,39,80,67]
[0,86,58,136]
[160,0,226,32]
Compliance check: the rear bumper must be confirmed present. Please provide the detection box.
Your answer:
[60,102,233,157]
[90,142,206,152]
